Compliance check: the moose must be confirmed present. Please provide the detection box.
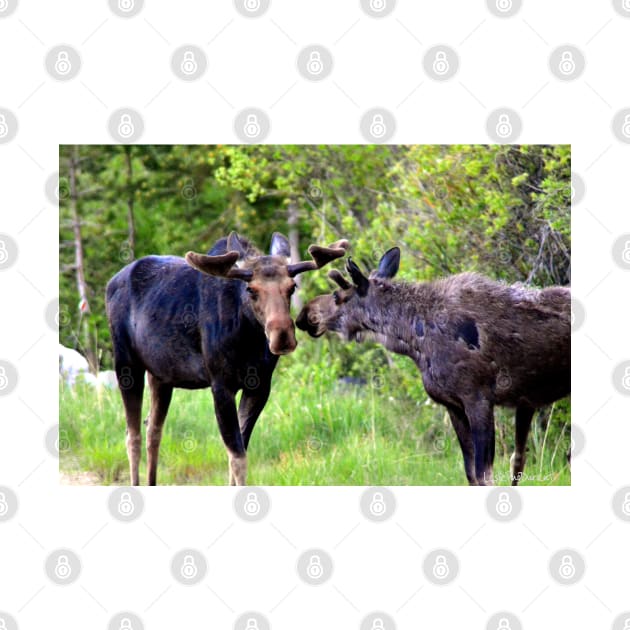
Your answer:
[106,232,348,485]
[296,247,570,486]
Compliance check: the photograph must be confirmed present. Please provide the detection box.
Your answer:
[58,144,571,486]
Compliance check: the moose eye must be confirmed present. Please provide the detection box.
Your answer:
[246,287,258,300]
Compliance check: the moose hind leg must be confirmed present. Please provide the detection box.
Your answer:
[117,365,145,486]
[212,384,247,486]
[446,405,477,485]
[146,373,173,486]
[466,400,496,486]
[511,405,535,486]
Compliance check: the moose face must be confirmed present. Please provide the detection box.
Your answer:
[296,247,400,342]
[186,232,349,355]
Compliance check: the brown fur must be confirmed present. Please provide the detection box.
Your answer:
[297,249,570,486]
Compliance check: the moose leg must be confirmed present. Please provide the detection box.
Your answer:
[511,405,535,486]
[146,373,173,486]
[238,381,271,450]
[466,400,496,486]
[212,384,247,485]
[116,365,145,486]
[445,405,477,486]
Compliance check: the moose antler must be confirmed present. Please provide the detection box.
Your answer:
[287,239,350,277]
[328,269,351,289]
[185,251,253,281]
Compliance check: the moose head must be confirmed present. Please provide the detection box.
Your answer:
[296,247,400,341]
[186,232,349,355]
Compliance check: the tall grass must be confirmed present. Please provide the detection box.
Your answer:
[59,344,571,486]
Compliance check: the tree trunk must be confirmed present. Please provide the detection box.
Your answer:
[69,146,90,314]
[124,145,135,259]
[69,146,97,371]
[287,200,303,311]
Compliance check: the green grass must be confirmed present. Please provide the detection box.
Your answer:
[59,346,571,486]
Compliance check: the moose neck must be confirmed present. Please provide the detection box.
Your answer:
[358,280,435,361]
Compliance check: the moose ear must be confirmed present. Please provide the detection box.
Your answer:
[270,232,291,258]
[346,258,369,296]
[227,231,248,261]
[375,247,400,279]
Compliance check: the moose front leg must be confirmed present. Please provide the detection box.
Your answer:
[211,384,247,485]
[445,405,477,486]
[466,400,496,486]
[238,380,271,450]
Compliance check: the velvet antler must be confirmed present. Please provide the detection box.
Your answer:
[287,239,350,277]
[185,251,253,281]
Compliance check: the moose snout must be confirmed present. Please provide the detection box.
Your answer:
[266,319,297,355]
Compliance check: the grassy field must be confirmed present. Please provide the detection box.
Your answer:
[59,345,571,486]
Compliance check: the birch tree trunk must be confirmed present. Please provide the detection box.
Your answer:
[69,146,96,371]
[287,200,303,311]
[69,146,89,314]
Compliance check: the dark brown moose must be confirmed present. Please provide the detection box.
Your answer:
[106,232,348,486]
[296,247,570,486]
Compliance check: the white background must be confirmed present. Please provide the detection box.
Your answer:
[1,1,629,628]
